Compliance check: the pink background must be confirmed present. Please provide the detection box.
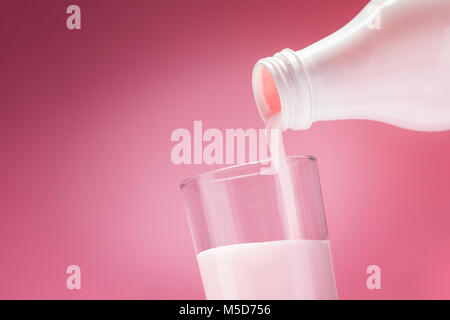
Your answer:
[1,0,449,299]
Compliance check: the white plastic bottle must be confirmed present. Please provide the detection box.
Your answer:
[252,0,450,131]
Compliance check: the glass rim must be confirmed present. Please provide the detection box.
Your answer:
[179,155,316,189]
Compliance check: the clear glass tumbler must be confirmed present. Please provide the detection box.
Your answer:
[180,156,337,300]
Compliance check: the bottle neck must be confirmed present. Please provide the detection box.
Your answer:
[252,49,313,131]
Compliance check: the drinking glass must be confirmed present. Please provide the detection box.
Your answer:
[180,156,337,300]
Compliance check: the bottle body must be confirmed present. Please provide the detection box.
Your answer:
[253,0,450,131]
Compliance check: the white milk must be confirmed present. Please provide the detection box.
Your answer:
[197,239,337,300]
